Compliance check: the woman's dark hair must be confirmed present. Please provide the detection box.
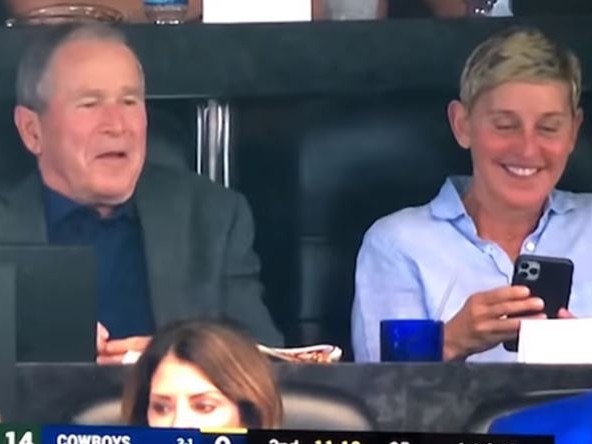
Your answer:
[121,319,283,428]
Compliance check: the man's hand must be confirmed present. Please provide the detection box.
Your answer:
[444,286,546,361]
[96,322,109,355]
[95,323,151,365]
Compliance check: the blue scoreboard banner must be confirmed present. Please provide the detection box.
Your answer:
[0,424,553,444]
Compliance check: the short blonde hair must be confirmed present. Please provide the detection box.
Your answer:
[460,27,581,112]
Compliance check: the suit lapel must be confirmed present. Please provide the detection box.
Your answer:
[135,166,193,327]
[0,173,47,244]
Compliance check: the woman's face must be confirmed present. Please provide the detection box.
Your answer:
[450,80,582,211]
[147,353,242,429]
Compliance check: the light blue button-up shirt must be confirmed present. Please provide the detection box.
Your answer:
[352,176,592,362]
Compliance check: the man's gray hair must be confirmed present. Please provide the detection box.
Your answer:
[16,23,145,112]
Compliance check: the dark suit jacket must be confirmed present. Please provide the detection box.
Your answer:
[0,164,284,346]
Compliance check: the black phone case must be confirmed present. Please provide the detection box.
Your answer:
[503,254,574,352]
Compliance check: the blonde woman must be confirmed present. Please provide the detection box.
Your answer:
[353,27,591,363]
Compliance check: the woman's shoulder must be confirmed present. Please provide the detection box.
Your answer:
[363,203,435,248]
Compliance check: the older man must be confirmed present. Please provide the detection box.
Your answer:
[4,23,282,363]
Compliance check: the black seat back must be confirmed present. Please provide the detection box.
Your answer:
[465,389,592,433]
[232,92,592,357]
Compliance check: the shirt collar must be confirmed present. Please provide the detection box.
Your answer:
[547,188,578,215]
[429,176,470,220]
[429,175,577,221]
[42,183,136,226]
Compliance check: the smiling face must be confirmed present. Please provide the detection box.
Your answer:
[449,80,582,212]
[147,353,242,429]
[14,37,147,210]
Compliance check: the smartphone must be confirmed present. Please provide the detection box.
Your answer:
[503,254,574,352]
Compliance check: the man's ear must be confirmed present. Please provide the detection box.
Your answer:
[447,99,471,150]
[14,105,43,156]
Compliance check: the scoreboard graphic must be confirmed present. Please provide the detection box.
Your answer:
[0,425,553,444]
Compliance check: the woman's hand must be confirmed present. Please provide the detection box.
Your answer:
[443,285,546,360]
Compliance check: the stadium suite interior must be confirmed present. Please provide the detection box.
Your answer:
[0,1,590,442]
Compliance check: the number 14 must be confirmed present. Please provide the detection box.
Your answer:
[5,431,33,444]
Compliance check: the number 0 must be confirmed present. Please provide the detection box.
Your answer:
[214,436,231,444]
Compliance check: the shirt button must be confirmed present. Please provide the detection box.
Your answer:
[525,241,536,252]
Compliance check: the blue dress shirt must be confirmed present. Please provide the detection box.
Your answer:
[352,176,592,362]
[489,392,592,444]
[43,186,155,339]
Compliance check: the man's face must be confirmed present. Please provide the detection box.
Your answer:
[17,38,147,208]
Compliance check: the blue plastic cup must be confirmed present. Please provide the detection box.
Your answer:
[380,319,444,362]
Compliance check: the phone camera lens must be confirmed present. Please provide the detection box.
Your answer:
[518,271,529,279]
[520,262,529,269]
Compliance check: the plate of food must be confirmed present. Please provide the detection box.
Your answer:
[258,344,343,363]
[6,4,124,26]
